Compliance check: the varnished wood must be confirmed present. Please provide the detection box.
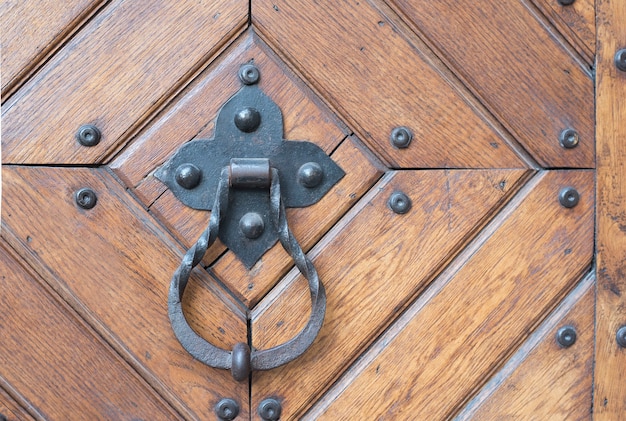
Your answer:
[0,0,105,99]
[1,0,247,164]
[0,240,179,420]
[458,273,594,420]
[1,167,248,420]
[594,0,626,417]
[389,0,594,168]
[254,0,528,169]
[307,171,593,420]
[251,169,531,419]
[0,386,33,421]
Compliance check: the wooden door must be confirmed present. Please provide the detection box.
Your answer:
[1,1,624,420]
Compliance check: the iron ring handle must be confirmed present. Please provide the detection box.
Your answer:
[168,166,326,381]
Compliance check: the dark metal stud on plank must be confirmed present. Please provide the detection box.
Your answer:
[239,212,265,239]
[556,326,577,348]
[559,187,580,208]
[75,188,97,209]
[390,126,413,149]
[76,124,101,147]
[175,163,202,189]
[258,398,282,421]
[298,162,324,188]
[557,0,575,5]
[615,49,626,72]
[617,326,626,348]
[388,191,412,214]
[559,129,579,149]
[239,63,260,85]
[215,398,240,421]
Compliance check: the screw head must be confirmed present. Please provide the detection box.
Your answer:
[388,191,412,214]
[559,187,580,208]
[615,49,626,72]
[239,63,260,85]
[557,0,575,5]
[240,212,265,239]
[258,398,282,421]
[559,128,579,149]
[75,188,98,210]
[175,163,202,189]
[298,162,324,188]
[617,325,626,348]
[76,124,101,147]
[215,398,240,421]
[234,107,261,132]
[556,326,577,348]
[390,126,413,149]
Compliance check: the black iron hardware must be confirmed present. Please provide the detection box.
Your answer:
[215,398,240,421]
[389,126,413,149]
[559,128,579,149]
[617,325,626,348]
[157,64,342,380]
[258,398,282,421]
[615,49,626,72]
[556,325,577,348]
[559,187,580,208]
[75,188,97,209]
[76,124,101,147]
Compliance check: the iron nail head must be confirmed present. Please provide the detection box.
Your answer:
[556,326,577,348]
[240,212,265,239]
[617,325,626,348]
[390,126,413,149]
[615,49,626,72]
[234,107,261,132]
[75,188,97,210]
[559,187,580,208]
[389,191,412,214]
[215,398,240,421]
[298,162,324,188]
[258,398,282,421]
[76,124,101,147]
[559,128,579,149]
[175,163,202,189]
[557,0,575,5]
[239,63,260,85]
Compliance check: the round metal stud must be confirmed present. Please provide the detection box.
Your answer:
[175,163,202,189]
[556,326,577,348]
[559,128,579,149]
[557,0,575,5]
[615,49,626,72]
[240,212,265,239]
[616,325,626,348]
[559,187,580,208]
[388,191,412,214]
[231,342,251,382]
[234,107,261,132]
[258,398,282,421]
[76,124,101,147]
[239,63,260,85]
[75,188,97,210]
[298,162,324,188]
[215,398,240,421]
[390,126,413,149]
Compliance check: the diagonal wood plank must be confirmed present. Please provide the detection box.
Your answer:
[1,166,248,420]
[251,168,531,419]
[253,0,528,169]
[0,240,180,420]
[307,170,593,420]
[1,0,247,164]
[0,385,34,421]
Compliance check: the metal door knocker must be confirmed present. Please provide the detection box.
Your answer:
[156,64,344,381]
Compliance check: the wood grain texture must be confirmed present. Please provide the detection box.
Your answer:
[389,0,594,168]
[0,0,106,98]
[531,0,595,62]
[308,170,593,420]
[1,0,246,164]
[0,240,179,420]
[253,0,527,169]
[458,273,594,420]
[0,386,33,421]
[594,0,626,417]
[1,167,248,420]
[251,169,531,419]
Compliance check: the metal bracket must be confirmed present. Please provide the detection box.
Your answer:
[155,64,344,267]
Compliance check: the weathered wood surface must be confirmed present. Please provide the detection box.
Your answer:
[2,0,246,164]
[253,0,528,169]
[1,167,248,420]
[0,240,179,420]
[305,170,593,420]
[0,386,33,421]
[594,0,626,417]
[388,0,594,168]
[251,169,531,419]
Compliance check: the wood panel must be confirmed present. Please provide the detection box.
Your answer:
[306,170,593,420]
[1,167,248,420]
[594,0,626,417]
[1,0,246,164]
[253,0,528,169]
[0,241,179,420]
[0,0,106,98]
[0,387,33,421]
[458,274,594,420]
[531,0,595,62]
[389,0,594,168]
[251,169,531,419]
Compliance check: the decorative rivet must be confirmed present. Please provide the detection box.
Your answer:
[175,163,202,189]
[615,49,626,72]
[258,398,282,421]
[239,63,260,85]
[240,212,265,239]
[298,162,324,188]
[557,0,575,5]
[556,326,577,348]
[75,188,97,210]
[390,126,413,149]
[559,128,579,149]
[559,187,580,208]
[617,325,626,348]
[388,191,412,214]
[234,107,261,132]
[215,398,240,421]
[76,124,101,147]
